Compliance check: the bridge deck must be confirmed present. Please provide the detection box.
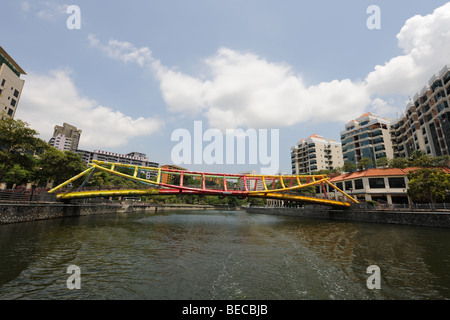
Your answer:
[48,160,357,208]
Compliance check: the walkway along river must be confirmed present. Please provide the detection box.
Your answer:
[1,208,450,299]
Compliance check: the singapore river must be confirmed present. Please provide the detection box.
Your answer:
[1,209,450,300]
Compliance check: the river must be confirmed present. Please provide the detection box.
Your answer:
[1,209,450,300]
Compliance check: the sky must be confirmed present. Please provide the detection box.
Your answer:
[2,0,450,175]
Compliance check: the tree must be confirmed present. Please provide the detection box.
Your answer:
[407,150,433,167]
[375,157,389,168]
[357,157,372,170]
[3,164,34,188]
[36,147,87,186]
[432,155,450,167]
[0,116,46,182]
[407,168,450,203]
[342,161,356,173]
[389,157,407,169]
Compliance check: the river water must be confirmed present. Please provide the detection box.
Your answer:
[0,209,450,300]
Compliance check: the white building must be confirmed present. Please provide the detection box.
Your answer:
[291,134,343,174]
[390,65,450,158]
[48,123,82,152]
[340,113,393,168]
[316,167,450,205]
[76,149,159,168]
[0,46,26,119]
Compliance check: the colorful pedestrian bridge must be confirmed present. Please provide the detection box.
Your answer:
[48,160,358,208]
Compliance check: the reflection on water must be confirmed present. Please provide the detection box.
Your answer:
[0,210,450,299]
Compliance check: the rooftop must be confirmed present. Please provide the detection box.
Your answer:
[329,167,450,182]
[0,46,26,76]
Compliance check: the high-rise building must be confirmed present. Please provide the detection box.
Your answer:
[0,46,26,119]
[340,113,393,168]
[291,134,343,174]
[390,65,450,158]
[48,123,82,152]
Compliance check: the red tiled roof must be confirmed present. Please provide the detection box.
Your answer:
[308,133,323,139]
[329,167,450,182]
[358,112,375,118]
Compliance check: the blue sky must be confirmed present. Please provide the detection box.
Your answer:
[2,0,450,174]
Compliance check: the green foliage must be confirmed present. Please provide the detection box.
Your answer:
[407,150,434,167]
[3,164,34,188]
[357,157,372,170]
[0,116,46,182]
[375,157,388,168]
[35,148,88,186]
[388,157,407,168]
[407,168,450,203]
[343,161,356,173]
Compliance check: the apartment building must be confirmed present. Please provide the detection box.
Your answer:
[0,46,26,119]
[48,123,82,152]
[76,149,159,168]
[340,113,393,168]
[291,134,343,174]
[390,65,450,158]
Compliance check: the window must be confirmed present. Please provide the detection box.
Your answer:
[369,178,385,188]
[345,181,353,191]
[360,133,369,139]
[10,99,16,107]
[372,130,382,137]
[372,137,384,145]
[388,177,406,188]
[354,179,364,189]
[13,89,19,98]
[7,108,13,116]
[336,182,343,190]
[1,79,5,87]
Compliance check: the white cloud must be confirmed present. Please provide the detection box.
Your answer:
[154,47,371,129]
[89,2,450,130]
[366,2,450,96]
[15,69,163,149]
[88,34,153,67]
[20,1,31,13]
[20,1,68,20]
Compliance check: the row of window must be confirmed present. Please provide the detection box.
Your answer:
[317,177,406,194]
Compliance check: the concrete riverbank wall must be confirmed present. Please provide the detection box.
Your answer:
[0,202,236,225]
[245,206,450,228]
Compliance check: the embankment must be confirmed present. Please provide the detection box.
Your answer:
[245,206,450,228]
[0,202,236,224]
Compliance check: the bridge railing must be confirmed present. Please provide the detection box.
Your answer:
[0,188,57,202]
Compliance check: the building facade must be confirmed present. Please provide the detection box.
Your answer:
[340,113,393,168]
[48,123,82,152]
[317,168,436,205]
[390,65,450,158]
[0,46,26,119]
[291,134,343,174]
[76,149,159,168]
